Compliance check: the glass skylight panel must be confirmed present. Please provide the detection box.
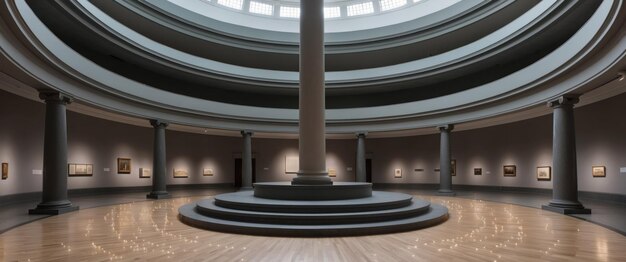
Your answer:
[347,2,374,16]
[249,1,273,16]
[380,0,407,11]
[280,6,300,18]
[217,0,243,10]
[324,6,341,18]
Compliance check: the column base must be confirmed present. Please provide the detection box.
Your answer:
[147,192,171,199]
[29,205,79,215]
[239,187,253,191]
[291,173,333,185]
[542,204,591,214]
[436,190,456,197]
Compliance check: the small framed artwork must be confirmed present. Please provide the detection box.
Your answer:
[173,168,188,178]
[117,158,131,174]
[2,162,8,180]
[592,166,606,177]
[139,168,151,178]
[451,160,457,176]
[536,166,551,181]
[503,165,516,177]
[394,168,402,178]
[474,168,482,176]
[203,168,214,176]
[68,164,93,176]
[328,168,337,177]
[285,156,299,174]
[434,168,440,172]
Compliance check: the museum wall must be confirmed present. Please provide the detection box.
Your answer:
[0,89,625,197]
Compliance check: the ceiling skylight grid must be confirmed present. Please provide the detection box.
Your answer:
[324,6,341,19]
[280,6,300,18]
[249,1,273,15]
[380,0,407,11]
[216,0,243,10]
[347,2,374,17]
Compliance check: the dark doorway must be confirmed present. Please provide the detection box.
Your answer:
[366,159,372,183]
[234,158,256,187]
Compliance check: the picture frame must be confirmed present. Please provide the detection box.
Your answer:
[328,168,337,177]
[536,166,551,181]
[285,156,299,174]
[117,158,131,174]
[451,160,457,176]
[394,168,402,178]
[68,163,93,176]
[592,166,606,177]
[173,168,188,178]
[139,168,151,178]
[503,165,516,177]
[474,168,482,176]
[2,162,8,180]
[203,168,214,176]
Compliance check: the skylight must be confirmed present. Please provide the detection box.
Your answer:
[324,6,341,19]
[249,1,273,16]
[217,0,243,10]
[380,0,407,11]
[280,6,300,18]
[347,2,374,17]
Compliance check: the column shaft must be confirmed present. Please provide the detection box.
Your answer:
[147,120,170,199]
[356,133,367,182]
[29,92,78,215]
[292,0,331,185]
[437,125,455,196]
[542,95,590,214]
[241,130,253,190]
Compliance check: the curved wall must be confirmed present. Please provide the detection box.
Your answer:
[0,89,624,197]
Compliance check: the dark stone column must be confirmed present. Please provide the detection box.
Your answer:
[29,91,79,215]
[147,120,170,199]
[437,124,456,196]
[542,95,590,214]
[241,130,253,190]
[355,132,367,183]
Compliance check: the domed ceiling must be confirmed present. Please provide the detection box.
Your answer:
[0,0,625,135]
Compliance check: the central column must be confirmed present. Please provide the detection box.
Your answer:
[292,0,331,185]
[355,132,367,182]
[241,130,253,190]
[437,124,456,196]
[147,120,170,199]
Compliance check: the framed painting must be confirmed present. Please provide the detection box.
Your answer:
[117,158,131,174]
[394,168,402,178]
[173,168,188,178]
[328,168,337,177]
[474,168,482,176]
[537,166,551,181]
[451,160,457,176]
[139,168,151,178]
[592,166,606,177]
[285,156,299,174]
[68,163,93,176]
[1,162,7,180]
[203,168,214,176]
[503,165,516,177]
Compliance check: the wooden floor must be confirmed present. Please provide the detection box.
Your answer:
[1,196,624,261]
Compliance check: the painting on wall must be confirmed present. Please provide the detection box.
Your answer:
[139,168,151,178]
[451,160,457,176]
[328,168,337,177]
[1,162,7,180]
[117,158,131,174]
[474,168,482,176]
[68,164,93,176]
[503,165,516,177]
[536,166,551,181]
[285,156,299,174]
[173,168,188,178]
[203,168,214,176]
[394,168,402,178]
[592,166,606,177]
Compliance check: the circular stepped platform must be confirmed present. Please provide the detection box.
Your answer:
[179,187,449,236]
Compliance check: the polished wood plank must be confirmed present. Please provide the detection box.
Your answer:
[1,196,625,261]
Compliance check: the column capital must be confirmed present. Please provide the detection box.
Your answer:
[548,95,580,108]
[38,91,72,105]
[149,119,168,128]
[356,132,368,138]
[241,130,254,137]
[437,124,454,132]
